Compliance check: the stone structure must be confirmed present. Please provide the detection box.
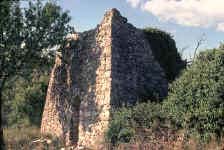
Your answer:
[41,8,168,149]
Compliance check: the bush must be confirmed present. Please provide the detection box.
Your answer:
[106,107,133,145]
[106,102,165,145]
[118,128,135,143]
[164,49,224,140]
[143,28,186,81]
[2,71,49,127]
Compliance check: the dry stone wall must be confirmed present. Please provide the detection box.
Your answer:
[110,10,167,106]
[41,8,168,149]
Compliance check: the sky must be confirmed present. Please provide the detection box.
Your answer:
[58,0,224,58]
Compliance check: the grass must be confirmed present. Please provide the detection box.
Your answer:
[3,126,224,150]
[106,128,224,150]
[114,130,224,150]
[3,126,64,150]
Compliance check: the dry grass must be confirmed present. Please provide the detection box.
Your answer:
[4,126,224,150]
[112,138,224,150]
[4,126,41,149]
[107,128,224,150]
[3,126,64,150]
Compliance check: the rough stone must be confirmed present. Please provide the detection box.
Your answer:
[41,8,168,149]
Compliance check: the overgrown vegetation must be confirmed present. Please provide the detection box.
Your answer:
[164,48,224,141]
[1,0,72,148]
[143,28,186,81]
[107,46,224,148]
[106,102,165,145]
[2,70,50,127]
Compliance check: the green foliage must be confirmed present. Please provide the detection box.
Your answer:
[164,48,224,140]
[0,0,72,142]
[107,47,224,145]
[118,128,135,143]
[106,107,133,145]
[132,102,165,128]
[3,71,50,127]
[106,102,164,145]
[0,0,73,96]
[143,28,186,81]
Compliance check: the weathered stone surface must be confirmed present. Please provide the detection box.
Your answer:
[41,8,168,149]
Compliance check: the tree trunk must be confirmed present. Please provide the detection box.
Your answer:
[0,78,6,150]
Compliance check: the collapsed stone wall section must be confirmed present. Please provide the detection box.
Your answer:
[41,45,80,145]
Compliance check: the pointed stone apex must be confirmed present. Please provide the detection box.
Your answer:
[103,8,127,24]
[108,8,121,16]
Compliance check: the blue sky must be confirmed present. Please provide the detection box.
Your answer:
[58,0,224,58]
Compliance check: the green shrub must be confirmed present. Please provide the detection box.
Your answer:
[106,102,164,145]
[118,128,135,143]
[106,107,133,145]
[143,28,186,81]
[3,71,49,127]
[164,49,224,140]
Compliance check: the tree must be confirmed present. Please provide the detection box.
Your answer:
[0,0,73,149]
[164,48,224,140]
[143,28,186,82]
[219,42,224,50]
[3,69,50,127]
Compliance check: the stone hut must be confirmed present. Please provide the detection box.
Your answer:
[41,8,168,149]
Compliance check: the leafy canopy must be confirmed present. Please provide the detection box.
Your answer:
[143,28,186,81]
[164,48,224,140]
[0,0,73,90]
[0,1,73,147]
